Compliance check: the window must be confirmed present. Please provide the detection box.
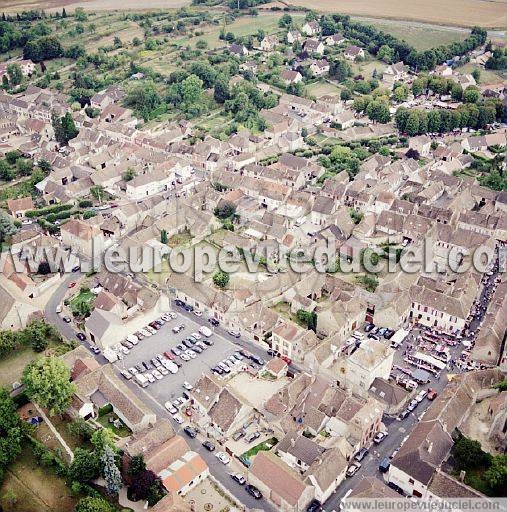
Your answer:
[409,478,414,484]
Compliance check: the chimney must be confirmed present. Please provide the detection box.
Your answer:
[459,470,466,483]
[290,437,296,447]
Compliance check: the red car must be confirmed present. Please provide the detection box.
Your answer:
[281,355,292,365]
[427,388,438,401]
[164,351,175,360]
[68,282,76,288]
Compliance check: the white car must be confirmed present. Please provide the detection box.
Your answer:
[152,370,163,380]
[159,366,169,376]
[126,335,139,345]
[185,350,196,359]
[22,219,32,225]
[180,353,190,361]
[215,451,230,464]
[194,310,203,317]
[161,314,171,321]
[146,326,157,335]
[145,372,155,383]
[163,361,179,374]
[168,311,177,319]
[191,332,202,340]
[164,401,178,414]
[140,329,152,337]
[172,414,184,424]
[183,381,193,391]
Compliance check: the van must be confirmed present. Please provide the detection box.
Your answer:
[379,457,390,473]
[56,305,62,314]
[352,331,365,340]
[135,374,149,388]
[199,326,213,338]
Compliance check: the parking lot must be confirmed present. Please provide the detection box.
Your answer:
[112,309,261,411]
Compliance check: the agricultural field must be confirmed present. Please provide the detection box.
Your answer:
[352,17,469,50]
[286,0,507,28]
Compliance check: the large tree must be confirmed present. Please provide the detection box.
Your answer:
[75,497,114,512]
[102,445,122,495]
[0,389,24,483]
[22,356,76,415]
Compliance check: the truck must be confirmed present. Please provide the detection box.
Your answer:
[135,374,149,388]
[379,457,391,473]
[199,326,213,338]
[390,328,410,349]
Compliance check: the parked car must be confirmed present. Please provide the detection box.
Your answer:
[191,332,202,340]
[171,347,181,356]
[397,409,410,421]
[373,431,388,444]
[215,452,230,464]
[152,370,163,380]
[202,441,215,451]
[192,344,203,354]
[354,448,369,462]
[250,355,265,366]
[142,361,153,371]
[416,389,428,402]
[68,282,76,288]
[180,353,190,361]
[172,324,184,333]
[267,349,279,357]
[185,350,196,359]
[128,366,138,375]
[364,322,375,332]
[427,388,438,400]
[76,332,86,341]
[346,462,361,477]
[227,329,241,338]
[63,316,72,323]
[281,355,292,365]
[183,381,193,391]
[172,414,184,424]
[194,309,203,317]
[379,457,391,473]
[175,299,185,307]
[245,431,260,443]
[145,372,155,383]
[306,499,322,512]
[231,473,246,485]
[209,318,220,326]
[183,426,197,438]
[120,370,132,380]
[184,304,194,312]
[245,484,262,499]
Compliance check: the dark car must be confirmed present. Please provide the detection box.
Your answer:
[245,484,262,499]
[142,361,153,371]
[267,349,279,357]
[379,457,391,473]
[184,304,194,312]
[212,366,223,375]
[175,299,185,307]
[364,322,375,332]
[192,345,203,354]
[307,500,322,512]
[63,316,72,323]
[397,409,410,421]
[171,347,181,356]
[183,426,197,438]
[202,338,214,346]
[183,339,194,348]
[202,441,215,451]
[135,364,144,373]
[71,265,80,273]
[76,332,86,341]
[384,329,395,339]
[250,355,265,365]
[209,318,220,326]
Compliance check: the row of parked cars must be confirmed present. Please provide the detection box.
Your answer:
[364,323,396,340]
[209,349,265,378]
[396,387,437,421]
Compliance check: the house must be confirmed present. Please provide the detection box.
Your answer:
[6,196,33,219]
[325,33,346,46]
[309,59,330,76]
[280,69,303,85]
[409,135,432,157]
[344,45,364,60]
[249,451,314,512]
[229,43,249,56]
[287,30,302,44]
[277,431,325,473]
[0,59,36,80]
[125,168,176,200]
[383,61,407,85]
[265,357,288,378]
[369,377,410,416]
[303,38,324,56]
[60,218,104,264]
[260,35,279,51]
[271,321,319,363]
[68,364,156,432]
[339,339,395,397]
[302,21,320,36]
[208,388,253,438]
[0,281,40,330]
[121,421,209,497]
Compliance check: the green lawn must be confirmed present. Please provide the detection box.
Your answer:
[242,437,278,460]
[306,81,341,98]
[0,348,38,388]
[97,411,132,438]
[0,446,78,512]
[69,288,96,316]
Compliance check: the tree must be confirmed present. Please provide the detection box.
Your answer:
[329,59,351,83]
[392,84,409,102]
[68,447,100,483]
[67,418,94,442]
[377,44,395,63]
[6,63,22,86]
[101,445,122,495]
[452,434,491,471]
[125,81,161,122]
[160,229,168,244]
[91,427,116,456]
[278,13,292,28]
[38,158,52,173]
[213,74,230,104]
[214,201,236,219]
[22,356,76,415]
[128,454,146,476]
[0,389,24,481]
[52,112,78,145]
[213,271,229,289]
[411,78,425,97]
[24,36,63,62]
[129,468,162,502]
[0,210,16,247]
[366,99,390,123]
[405,110,421,136]
[122,168,135,181]
[484,455,507,492]
[91,185,105,204]
[75,496,114,512]
[472,68,481,82]
[463,87,480,104]
[296,309,317,332]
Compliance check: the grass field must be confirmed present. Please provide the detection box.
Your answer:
[460,63,507,84]
[286,0,507,28]
[352,17,469,50]
[0,348,38,388]
[0,446,78,512]
[306,81,341,98]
